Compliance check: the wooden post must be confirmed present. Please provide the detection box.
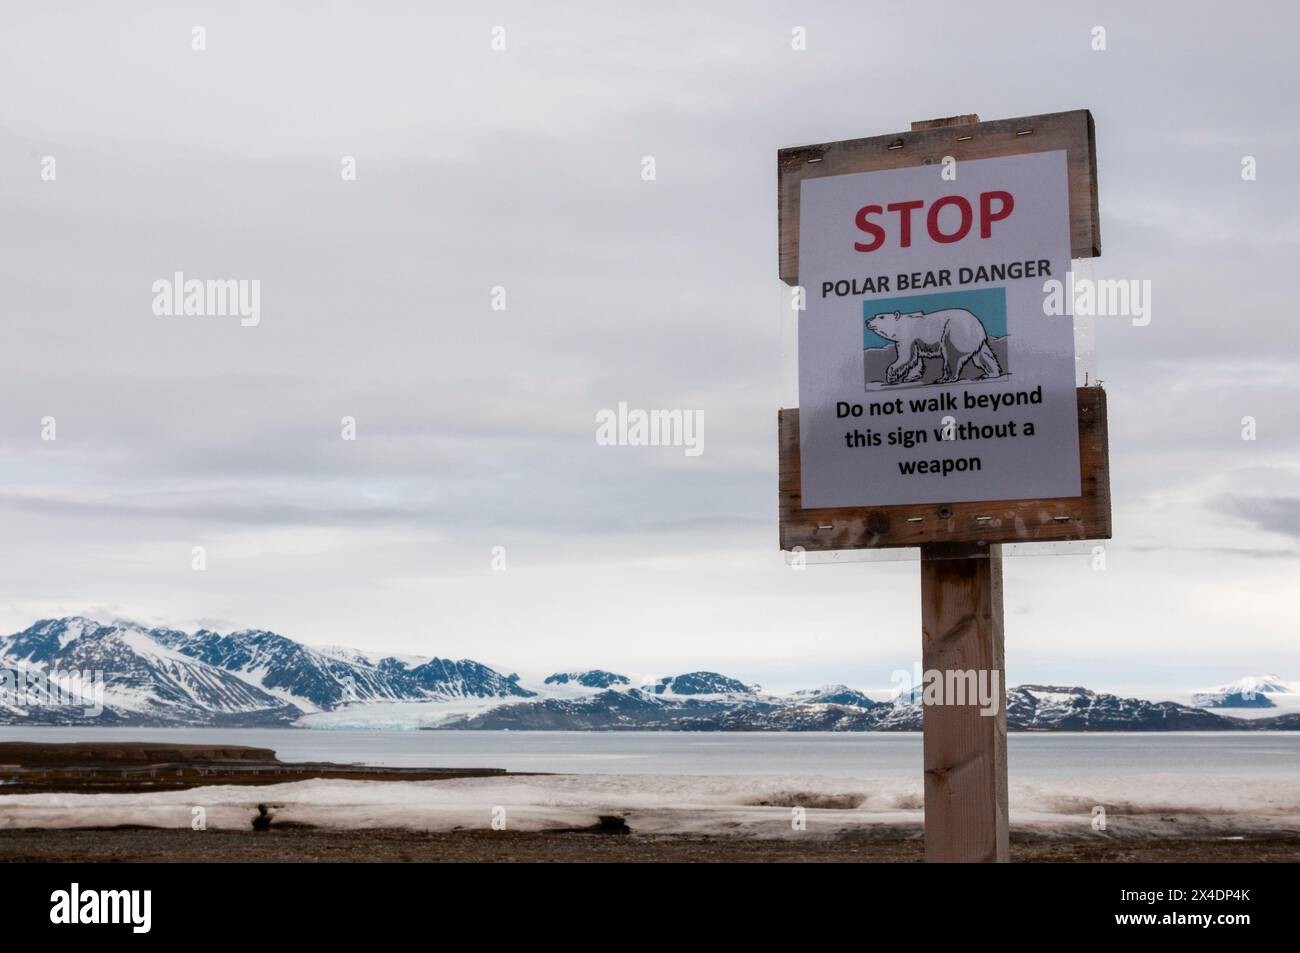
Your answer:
[913,112,1007,863]
[920,542,1008,862]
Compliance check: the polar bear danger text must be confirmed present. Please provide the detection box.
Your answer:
[819,258,1053,298]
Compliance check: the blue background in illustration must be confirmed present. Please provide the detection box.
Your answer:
[863,287,1006,348]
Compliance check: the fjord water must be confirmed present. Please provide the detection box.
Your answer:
[1,727,1297,778]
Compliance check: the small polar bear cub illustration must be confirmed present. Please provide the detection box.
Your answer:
[868,308,1003,385]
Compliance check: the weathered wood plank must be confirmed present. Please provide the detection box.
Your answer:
[778,109,1101,284]
[910,115,980,131]
[921,542,1008,862]
[778,387,1111,550]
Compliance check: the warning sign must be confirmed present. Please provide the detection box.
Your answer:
[797,150,1080,508]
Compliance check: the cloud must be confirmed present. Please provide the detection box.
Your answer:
[1220,496,1300,542]
[0,3,1297,687]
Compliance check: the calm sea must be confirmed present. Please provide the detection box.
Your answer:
[1,727,1298,779]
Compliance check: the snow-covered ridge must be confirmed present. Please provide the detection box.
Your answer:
[3,618,1298,732]
[0,617,531,727]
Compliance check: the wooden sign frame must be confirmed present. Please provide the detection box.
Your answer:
[778,111,1110,551]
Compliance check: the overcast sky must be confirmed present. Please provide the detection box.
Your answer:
[1,2,1296,696]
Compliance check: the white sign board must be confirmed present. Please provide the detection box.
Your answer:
[797,150,1080,508]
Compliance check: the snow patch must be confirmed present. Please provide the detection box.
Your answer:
[4,773,1299,836]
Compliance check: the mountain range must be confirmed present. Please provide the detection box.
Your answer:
[1,617,1297,731]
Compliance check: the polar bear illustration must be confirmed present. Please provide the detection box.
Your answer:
[867,308,1003,385]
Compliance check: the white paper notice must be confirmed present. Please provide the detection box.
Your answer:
[797,150,1080,508]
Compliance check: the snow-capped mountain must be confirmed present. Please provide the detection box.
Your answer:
[0,618,300,726]
[0,617,530,726]
[154,627,532,711]
[1191,674,1296,709]
[1004,685,1235,730]
[645,672,758,697]
[787,684,879,709]
[3,617,1299,732]
[544,670,631,689]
